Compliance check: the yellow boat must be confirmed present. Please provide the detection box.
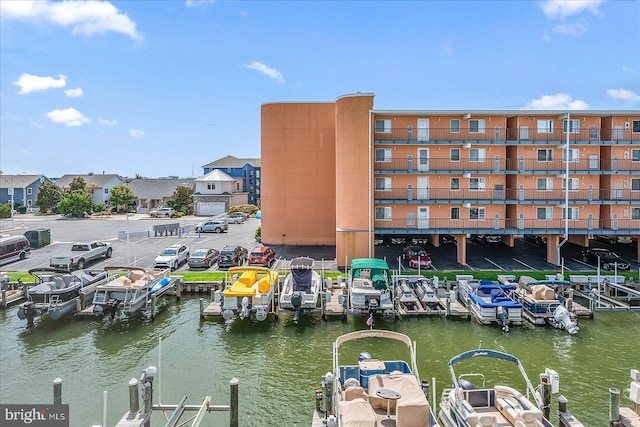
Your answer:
[220,267,278,321]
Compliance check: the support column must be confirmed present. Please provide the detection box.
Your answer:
[503,234,515,248]
[431,234,441,248]
[547,234,560,265]
[456,234,467,266]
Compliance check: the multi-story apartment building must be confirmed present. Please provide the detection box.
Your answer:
[261,93,639,267]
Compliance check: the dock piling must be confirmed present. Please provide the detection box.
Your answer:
[199,298,204,317]
[129,378,139,413]
[53,377,62,405]
[1,289,6,308]
[609,387,620,424]
[540,374,551,421]
[230,378,239,427]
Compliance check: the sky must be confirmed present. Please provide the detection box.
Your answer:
[1,0,639,179]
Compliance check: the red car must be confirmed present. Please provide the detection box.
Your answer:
[402,245,432,269]
[248,246,276,267]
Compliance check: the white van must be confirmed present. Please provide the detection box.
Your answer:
[0,235,31,266]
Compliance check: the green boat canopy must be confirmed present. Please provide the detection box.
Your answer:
[350,258,391,290]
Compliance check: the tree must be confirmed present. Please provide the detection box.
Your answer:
[172,185,194,214]
[57,191,93,217]
[109,185,135,213]
[0,204,11,219]
[68,177,89,193]
[35,182,63,214]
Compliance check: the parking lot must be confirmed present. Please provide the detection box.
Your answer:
[2,214,638,274]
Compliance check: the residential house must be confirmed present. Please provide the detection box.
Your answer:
[55,173,125,207]
[126,178,195,213]
[202,155,261,206]
[0,174,53,211]
[193,169,247,216]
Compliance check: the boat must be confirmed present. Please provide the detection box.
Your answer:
[348,258,395,320]
[313,329,440,427]
[17,268,108,327]
[215,266,278,321]
[503,275,579,334]
[414,278,442,310]
[278,257,322,322]
[439,349,564,427]
[457,278,522,332]
[92,267,171,319]
[394,276,427,316]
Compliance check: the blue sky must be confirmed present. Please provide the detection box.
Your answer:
[1,0,639,179]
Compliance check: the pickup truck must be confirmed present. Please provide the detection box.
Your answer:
[50,240,113,270]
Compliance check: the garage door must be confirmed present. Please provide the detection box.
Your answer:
[197,202,225,216]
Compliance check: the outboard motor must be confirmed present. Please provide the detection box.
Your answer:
[458,379,476,390]
[21,301,37,329]
[291,291,302,323]
[358,352,373,362]
[368,298,379,315]
[496,305,510,333]
[239,296,250,319]
[106,299,120,320]
[551,305,579,334]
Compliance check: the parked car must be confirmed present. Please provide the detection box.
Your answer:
[440,234,457,245]
[581,248,631,271]
[218,245,248,268]
[228,212,249,222]
[195,219,228,233]
[223,214,245,225]
[593,235,633,245]
[402,245,432,269]
[150,207,174,217]
[410,237,429,245]
[153,243,190,271]
[248,245,276,267]
[523,234,547,245]
[188,248,219,269]
[50,240,112,270]
[471,234,502,245]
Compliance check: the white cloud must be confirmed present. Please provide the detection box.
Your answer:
[13,73,66,94]
[65,87,83,98]
[98,118,117,125]
[622,65,637,74]
[552,20,588,36]
[607,88,640,101]
[540,0,605,19]
[244,61,285,83]
[0,0,141,40]
[185,0,215,7]
[523,93,589,110]
[130,129,145,138]
[46,108,91,126]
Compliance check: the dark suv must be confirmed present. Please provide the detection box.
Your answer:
[218,245,248,268]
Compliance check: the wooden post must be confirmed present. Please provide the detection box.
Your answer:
[143,380,152,427]
[1,289,6,308]
[150,295,156,319]
[176,278,181,301]
[128,378,139,413]
[230,378,239,427]
[540,374,551,421]
[53,377,62,405]
[609,388,620,423]
[199,298,204,317]
[445,297,450,317]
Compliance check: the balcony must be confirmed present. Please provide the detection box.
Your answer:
[374,157,640,174]
[374,127,640,144]
[373,217,640,235]
[374,187,640,203]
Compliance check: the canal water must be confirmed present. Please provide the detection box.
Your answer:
[1,297,639,427]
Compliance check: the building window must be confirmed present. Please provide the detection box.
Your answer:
[469,148,486,162]
[563,119,580,133]
[632,178,640,191]
[451,207,460,219]
[470,207,485,220]
[450,119,460,133]
[450,148,460,161]
[375,148,391,162]
[375,177,391,191]
[537,207,553,219]
[562,148,579,162]
[26,188,32,195]
[104,188,109,194]
[375,119,392,133]
[470,178,486,190]
[562,207,579,220]
[537,149,553,162]
[450,178,460,190]
[375,207,391,220]
[207,183,216,190]
[27,199,32,207]
[632,207,640,220]
[589,126,598,139]
[256,170,260,178]
[562,178,579,191]
[632,149,640,161]
[537,120,554,133]
[469,119,486,134]
[537,178,553,191]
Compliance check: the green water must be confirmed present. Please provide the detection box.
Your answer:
[1,297,639,427]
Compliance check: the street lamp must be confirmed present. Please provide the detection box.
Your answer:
[126,213,134,266]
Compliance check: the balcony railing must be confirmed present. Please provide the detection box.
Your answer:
[374,157,640,173]
[374,127,640,143]
[373,217,640,232]
[373,188,640,202]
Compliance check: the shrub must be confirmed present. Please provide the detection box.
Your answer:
[230,204,259,217]
[94,203,106,213]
